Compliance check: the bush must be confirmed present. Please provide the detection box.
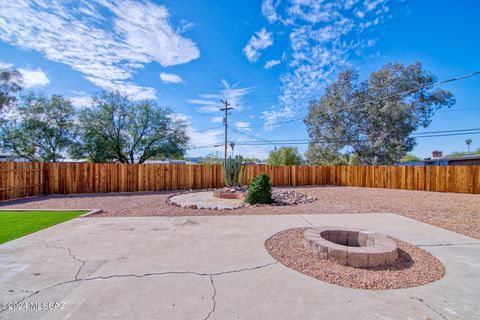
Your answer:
[245,173,273,205]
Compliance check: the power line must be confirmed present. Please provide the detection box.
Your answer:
[195,125,224,133]
[231,131,480,147]
[229,128,480,143]
[189,71,480,150]
[438,107,480,112]
[190,129,480,149]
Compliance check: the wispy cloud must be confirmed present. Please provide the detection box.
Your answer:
[0,63,50,88]
[17,68,50,88]
[264,59,281,69]
[0,0,199,99]
[234,121,252,132]
[0,62,13,69]
[261,0,280,23]
[243,28,273,62]
[159,72,183,84]
[168,113,223,156]
[188,80,251,113]
[259,0,392,130]
[209,116,224,123]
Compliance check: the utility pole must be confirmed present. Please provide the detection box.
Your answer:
[220,99,234,160]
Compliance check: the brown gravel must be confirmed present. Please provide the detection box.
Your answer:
[1,186,479,239]
[265,228,445,290]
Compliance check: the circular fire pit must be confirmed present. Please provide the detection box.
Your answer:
[304,226,398,268]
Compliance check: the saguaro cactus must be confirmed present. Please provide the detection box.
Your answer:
[222,155,243,187]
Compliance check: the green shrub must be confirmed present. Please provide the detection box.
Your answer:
[245,173,273,205]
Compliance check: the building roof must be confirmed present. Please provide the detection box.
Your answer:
[424,154,480,162]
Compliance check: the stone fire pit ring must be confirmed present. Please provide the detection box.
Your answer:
[304,226,398,268]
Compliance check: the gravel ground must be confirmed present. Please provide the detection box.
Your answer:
[1,186,479,239]
[265,228,445,290]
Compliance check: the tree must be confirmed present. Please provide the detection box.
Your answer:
[0,67,23,113]
[466,139,472,154]
[267,147,282,165]
[73,91,189,163]
[400,153,422,162]
[305,63,455,165]
[267,146,302,165]
[448,149,480,157]
[305,145,348,165]
[199,152,222,164]
[1,93,75,162]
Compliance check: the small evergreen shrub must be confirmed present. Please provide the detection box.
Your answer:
[245,173,273,205]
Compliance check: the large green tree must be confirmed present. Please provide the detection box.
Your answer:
[267,146,302,165]
[305,63,455,165]
[0,68,23,113]
[2,93,75,162]
[73,91,189,163]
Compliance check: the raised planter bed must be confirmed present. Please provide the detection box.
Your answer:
[213,188,246,200]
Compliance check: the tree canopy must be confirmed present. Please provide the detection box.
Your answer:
[267,146,302,165]
[2,93,75,162]
[73,91,189,163]
[305,63,455,165]
[0,68,23,114]
[400,153,422,162]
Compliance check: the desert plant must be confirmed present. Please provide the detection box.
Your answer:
[245,173,273,205]
[222,155,243,187]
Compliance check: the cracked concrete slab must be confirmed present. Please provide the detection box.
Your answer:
[1,214,479,319]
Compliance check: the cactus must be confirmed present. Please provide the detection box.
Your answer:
[222,155,244,187]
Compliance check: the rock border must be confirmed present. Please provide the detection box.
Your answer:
[0,208,103,218]
[165,189,246,210]
[166,188,317,210]
[265,227,445,290]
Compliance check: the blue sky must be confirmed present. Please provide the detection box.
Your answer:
[1,0,479,159]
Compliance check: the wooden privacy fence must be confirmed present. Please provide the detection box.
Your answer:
[0,162,479,201]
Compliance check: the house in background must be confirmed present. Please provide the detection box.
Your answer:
[400,150,480,166]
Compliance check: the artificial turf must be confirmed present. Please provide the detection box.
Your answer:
[0,210,88,244]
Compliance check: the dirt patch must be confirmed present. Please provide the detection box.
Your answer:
[1,186,479,239]
[265,228,445,290]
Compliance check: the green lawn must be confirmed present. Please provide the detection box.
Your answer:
[0,210,88,244]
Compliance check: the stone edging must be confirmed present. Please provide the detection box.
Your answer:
[165,189,246,210]
[0,208,103,218]
[304,226,398,268]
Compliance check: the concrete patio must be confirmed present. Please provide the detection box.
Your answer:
[1,213,479,320]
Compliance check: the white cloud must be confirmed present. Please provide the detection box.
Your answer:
[69,95,93,108]
[261,0,279,23]
[0,0,199,99]
[0,62,13,69]
[168,113,223,157]
[243,28,273,62]
[264,59,281,69]
[209,116,224,123]
[259,0,393,130]
[234,121,252,132]
[0,63,50,88]
[364,0,385,11]
[17,68,50,88]
[159,72,183,84]
[188,80,251,113]
[261,105,295,130]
